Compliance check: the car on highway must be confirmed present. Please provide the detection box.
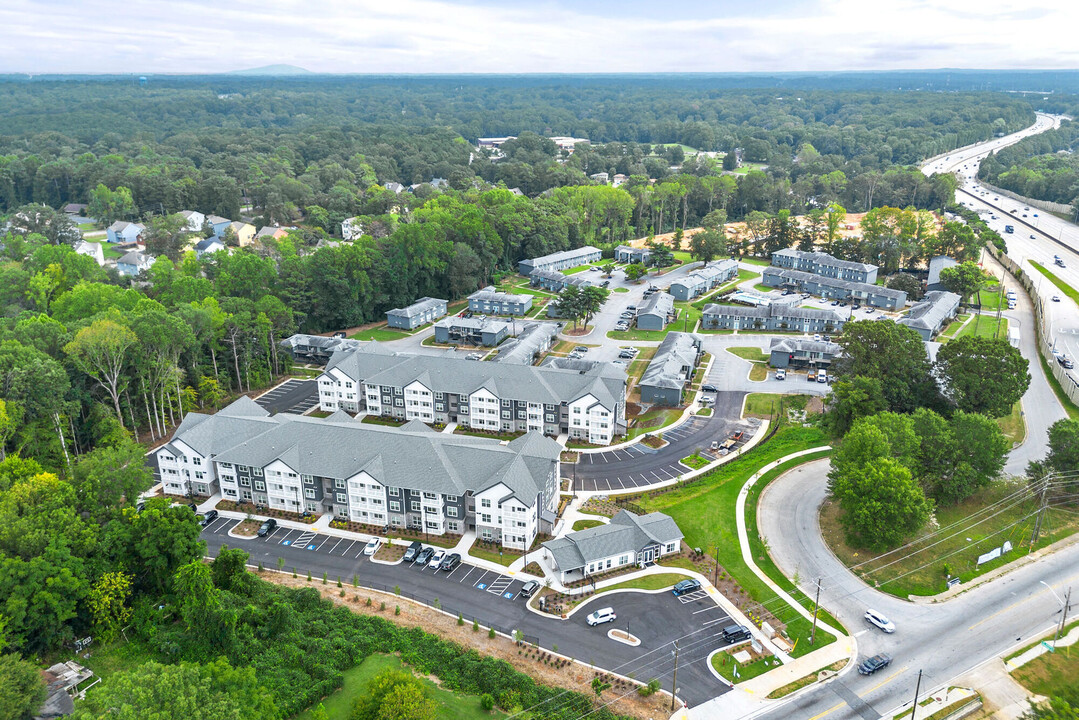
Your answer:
[672,579,701,596]
[586,607,617,626]
[858,654,893,675]
[415,546,435,566]
[429,549,446,567]
[1053,295,1061,302]
[702,384,718,392]
[363,538,381,555]
[864,609,896,633]
[403,541,422,562]
[439,553,461,571]
[199,509,219,527]
[1058,355,1075,370]
[257,518,277,537]
[520,580,540,598]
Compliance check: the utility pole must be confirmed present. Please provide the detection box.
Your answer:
[1030,475,1052,548]
[670,640,680,712]
[810,578,822,644]
[1056,587,1072,645]
[910,670,923,720]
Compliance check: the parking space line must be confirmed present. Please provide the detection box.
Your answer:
[326,537,342,554]
[458,566,476,583]
[473,570,494,588]
[269,528,290,543]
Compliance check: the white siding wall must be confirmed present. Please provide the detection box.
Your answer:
[404,380,434,422]
[345,471,387,525]
[264,460,303,513]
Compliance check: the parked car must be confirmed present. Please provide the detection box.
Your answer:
[586,607,617,626]
[721,624,752,643]
[775,369,786,380]
[429,549,446,567]
[363,538,381,556]
[813,334,821,342]
[858,654,893,675]
[702,384,718,392]
[403,541,423,562]
[612,360,628,367]
[256,518,277,537]
[830,300,840,306]
[852,303,861,310]
[700,395,715,405]
[618,351,634,359]
[199,509,219,527]
[626,305,637,311]
[672,579,701,596]
[864,609,896,633]
[439,553,461,571]
[574,346,589,353]
[520,580,540,598]
[415,546,435,566]
[601,280,610,288]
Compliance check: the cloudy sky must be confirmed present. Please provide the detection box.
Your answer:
[2,0,1076,74]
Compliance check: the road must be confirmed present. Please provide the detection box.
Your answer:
[756,458,1079,720]
[201,518,736,706]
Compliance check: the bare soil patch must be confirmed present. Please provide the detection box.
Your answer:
[233,519,261,537]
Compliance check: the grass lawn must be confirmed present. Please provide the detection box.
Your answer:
[820,479,1079,597]
[727,347,769,363]
[349,325,413,341]
[1030,260,1079,305]
[468,546,518,566]
[572,519,605,531]
[978,288,1006,310]
[627,406,684,439]
[697,408,713,416]
[102,243,127,260]
[361,415,407,427]
[638,426,840,657]
[454,427,524,442]
[996,402,1026,446]
[692,270,761,309]
[594,572,690,596]
[748,364,768,381]
[295,653,504,720]
[753,283,774,293]
[711,650,779,684]
[955,313,1007,341]
[1038,348,1079,420]
[307,410,332,418]
[738,257,771,266]
[936,314,970,341]
[743,393,811,419]
[680,453,711,470]
[563,264,594,275]
[1011,641,1079,699]
[614,287,629,293]
[766,660,847,699]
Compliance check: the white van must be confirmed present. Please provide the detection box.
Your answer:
[586,607,617,626]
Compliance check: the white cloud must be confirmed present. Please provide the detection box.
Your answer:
[0,0,1076,73]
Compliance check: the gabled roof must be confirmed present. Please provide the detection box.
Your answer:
[107,220,144,232]
[639,290,674,318]
[769,337,842,355]
[772,248,876,273]
[166,397,276,458]
[542,510,683,570]
[763,266,906,301]
[118,250,151,266]
[670,259,738,289]
[388,297,447,319]
[703,302,843,323]
[207,215,230,224]
[469,286,530,305]
[520,245,601,268]
[640,332,699,390]
[281,333,362,354]
[898,291,961,331]
[492,322,560,365]
[195,237,225,252]
[530,269,593,287]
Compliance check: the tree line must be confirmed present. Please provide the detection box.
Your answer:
[978,119,1079,209]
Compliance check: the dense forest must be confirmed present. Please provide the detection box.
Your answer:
[978,119,1079,209]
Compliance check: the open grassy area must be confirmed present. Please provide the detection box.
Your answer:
[936,314,970,341]
[727,347,769,362]
[955,313,1007,341]
[820,479,1079,597]
[996,402,1026,446]
[680,453,710,470]
[766,660,847,699]
[102,243,127,259]
[572,519,605,531]
[1012,640,1079,700]
[295,653,504,720]
[563,264,595,275]
[593,572,690,596]
[638,425,839,657]
[349,326,413,341]
[743,393,812,419]
[690,270,761,309]
[978,287,1006,310]
[614,287,629,293]
[738,257,771,266]
[711,650,779,684]
[361,415,407,427]
[468,545,519,566]
[753,283,773,293]
[626,406,684,439]
[1030,260,1079,305]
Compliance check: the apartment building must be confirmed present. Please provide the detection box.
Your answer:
[768,338,843,369]
[614,245,653,265]
[529,269,594,292]
[432,316,512,346]
[668,260,739,301]
[762,267,907,309]
[159,398,561,549]
[636,291,676,331]
[317,344,627,445]
[386,297,448,330]
[771,248,878,284]
[638,332,701,406]
[701,303,845,333]
[468,286,533,316]
[898,291,961,340]
[518,246,602,276]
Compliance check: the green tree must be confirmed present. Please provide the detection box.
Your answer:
[377,681,436,720]
[833,320,938,413]
[1021,694,1079,720]
[86,571,133,642]
[824,376,887,437]
[70,438,153,519]
[939,261,988,301]
[351,670,432,720]
[935,411,1008,504]
[86,184,136,225]
[935,336,1030,417]
[624,263,648,282]
[64,318,138,428]
[142,212,190,261]
[103,504,204,595]
[688,229,725,265]
[831,458,932,550]
[0,653,47,720]
[885,273,924,301]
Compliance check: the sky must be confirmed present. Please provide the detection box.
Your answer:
[1,0,1077,74]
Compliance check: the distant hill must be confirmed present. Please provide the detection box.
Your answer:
[230,64,313,76]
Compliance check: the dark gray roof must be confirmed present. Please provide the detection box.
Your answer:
[166,397,276,458]
[703,303,843,323]
[520,245,601,268]
[539,356,602,371]
[615,244,652,256]
[387,297,447,319]
[639,290,674,319]
[773,248,876,273]
[543,510,683,570]
[323,344,625,409]
[492,322,561,365]
[763,267,905,301]
[769,337,842,355]
[280,333,362,354]
[898,291,961,331]
[118,250,151,266]
[469,286,529,305]
[670,259,738,290]
[640,332,699,390]
[434,316,512,333]
[530,269,593,287]
[195,237,225,252]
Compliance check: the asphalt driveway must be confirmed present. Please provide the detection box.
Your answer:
[255,379,319,414]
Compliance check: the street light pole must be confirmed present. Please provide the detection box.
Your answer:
[1057,587,1072,645]
[810,578,821,644]
[910,669,923,720]
[670,640,680,712]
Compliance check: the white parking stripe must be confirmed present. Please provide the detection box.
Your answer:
[458,566,476,583]
[326,538,342,554]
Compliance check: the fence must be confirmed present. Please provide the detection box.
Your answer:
[986,244,1079,407]
[977,178,1076,217]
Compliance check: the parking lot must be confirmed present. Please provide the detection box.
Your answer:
[255,378,319,414]
[201,518,736,705]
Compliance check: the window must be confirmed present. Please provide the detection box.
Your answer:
[395,398,404,407]
[253,467,263,476]
[388,487,399,497]
[501,411,510,419]
[389,501,400,513]
[239,477,251,487]
[447,506,458,517]
[337,493,347,505]
[435,392,444,400]
[254,481,265,491]
[481,513,492,524]
[481,529,493,540]
[335,479,346,489]
[447,521,459,532]
[220,463,233,469]
[481,498,491,508]
[193,457,202,466]
[665,542,676,553]
[423,492,436,500]
[410,501,420,512]
[194,471,204,480]
[302,474,313,484]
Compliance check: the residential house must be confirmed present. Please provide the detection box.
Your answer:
[280,333,362,364]
[468,286,533,316]
[771,248,878,284]
[73,239,104,266]
[491,322,560,365]
[63,203,88,215]
[529,269,593,293]
[638,332,701,406]
[37,661,95,719]
[762,267,907,309]
[927,256,959,291]
[898,291,961,340]
[316,344,627,445]
[433,317,513,346]
[478,137,516,149]
[541,510,683,583]
[615,245,653,265]
[589,172,610,183]
[161,397,562,549]
[206,215,231,237]
[116,250,153,277]
[105,220,145,244]
[518,245,603,276]
[701,303,845,333]
[341,216,364,240]
[219,221,256,246]
[256,225,291,242]
[668,259,739,301]
[636,291,676,331]
[612,174,628,188]
[386,297,448,330]
[768,338,843,369]
[384,182,405,194]
[178,210,206,232]
[194,237,227,258]
[549,136,589,152]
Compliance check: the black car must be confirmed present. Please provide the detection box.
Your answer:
[721,624,752,643]
[256,518,277,537]
[439,553,461,571]
[852,303,861,310]
[702,384,718,393]
[199,509,219,527]
[403,540,423,563]
[415,546,435,566]
[858,653,892,675]
[672,579,701,596]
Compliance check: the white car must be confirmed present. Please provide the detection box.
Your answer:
[775,369,786,380]
[864,609,896,633]
[363,538,381,556]
[429,549,446,568]
[586,607,617,626]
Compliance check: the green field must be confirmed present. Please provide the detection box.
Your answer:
[572,519,604,531]
[726,347,769,363]
[295,653,504,720]
[1030,260,1079,305]
[626,406,684,439]
[563,264,594,275]
[955,314,1008,341]
[711,650,779,684]
[996,402,1026,446]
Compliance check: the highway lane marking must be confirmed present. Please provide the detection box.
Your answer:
[863,666,907,695]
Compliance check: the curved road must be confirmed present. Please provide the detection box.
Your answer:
[756,457,1079,720]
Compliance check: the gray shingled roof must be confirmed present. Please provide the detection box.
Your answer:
[520,245,601,268]
[898,291,961,331]
[772,248,876,273]
[769,337,843,355]
[168,396,276,458]
[640,332,699,390]
[543,510,683,570]
[639,290,674,319]
[118,250,151,267]
[323,344,625,410]
[670,259,738,290]
[703,303,843,323]
[469,286,528,305]
[529,269,593,287]
[388,297,447,319]
[492,322,561,365]
[434,316,512,333]
[280,333,363,354]
[763,267,906,301]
